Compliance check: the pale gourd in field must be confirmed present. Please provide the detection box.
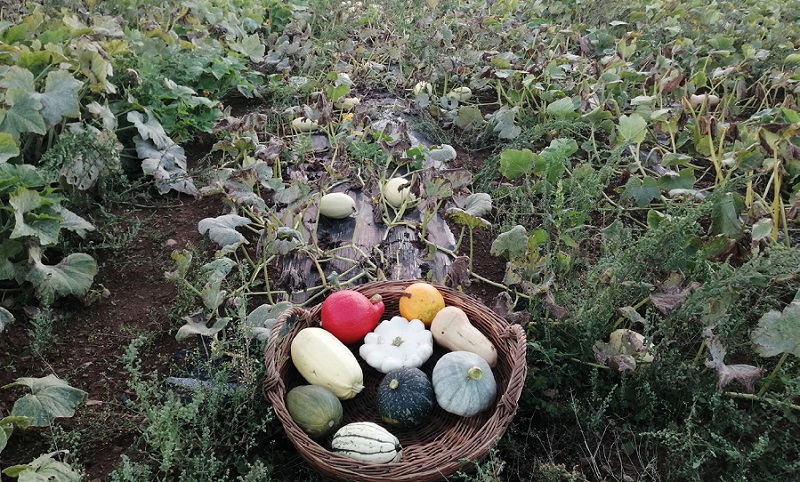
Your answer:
[382,177,415,208]
[318,192,356,219]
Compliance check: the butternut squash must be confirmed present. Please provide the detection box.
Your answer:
[430,306,497,367]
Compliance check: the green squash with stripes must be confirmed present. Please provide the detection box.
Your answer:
[285,385,343,440]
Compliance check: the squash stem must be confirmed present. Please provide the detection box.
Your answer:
[467,366,483,381]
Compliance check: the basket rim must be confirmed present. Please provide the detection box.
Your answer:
[263,280,528,482]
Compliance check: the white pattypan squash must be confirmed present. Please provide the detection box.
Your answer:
[359,316,434,373]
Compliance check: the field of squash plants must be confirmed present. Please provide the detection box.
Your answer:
[1,0,799,480]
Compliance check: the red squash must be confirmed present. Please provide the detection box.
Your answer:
[321,290,385,344]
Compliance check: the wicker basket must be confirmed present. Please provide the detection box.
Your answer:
[263,280,527,482]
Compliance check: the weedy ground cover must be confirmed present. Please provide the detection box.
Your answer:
[0,0,799,480]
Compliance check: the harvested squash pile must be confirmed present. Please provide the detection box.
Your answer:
[285,282,499,464]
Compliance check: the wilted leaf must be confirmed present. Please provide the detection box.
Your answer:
[444,256,471,289]
[649,272,700,314]
[244,301,292,341]
[491,291,529,325]
[198,214,251,248]
[271,226,303,255]
[52,205,95,238]
[25,248,97,306]
[593,341,637,374]
[137,139,198,196]
[705,332,764,391]
[543,290,569,320]
[490,225,529,260]
[164,249,192,282]
[5,375,87,426]
[175,312,229,341]
[457,192,492,217]
[199,258,236,311]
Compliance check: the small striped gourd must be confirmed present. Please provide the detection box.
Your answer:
[330,422,402,463]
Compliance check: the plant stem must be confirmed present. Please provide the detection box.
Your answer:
[757,352,789,396]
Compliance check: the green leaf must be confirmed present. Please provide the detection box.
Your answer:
[0,89,47,139]
[9,189,62,246]
[499,148,535,180]
[545,97,577,120]
[0,164,45,192]
[0,132,20,163]
[245,301,292,341]
[459,192,492,217]
[3,451,82,481]
[536,138,578,182]
[26,249,97,306]
[52,205,94,238]
[454,106,484,130]
[0,239,23,281]
[136,139,198,195]
[200,257,236,310]
[231,33,265,62]
[617,113,648,146]
[127,110,172,150]
[490,225,529,260]
[751,218,773,242]
[5,375,87,427]
[164,249,192,282]
[0,66,35,92]
[657,167,695,190]
[751,296,800,358]
[621,176,661,207]
[197,214,251,248]
[710,192,743,238]
[272,226,303,255]
[326,84,350,102]
[34,70,83,127]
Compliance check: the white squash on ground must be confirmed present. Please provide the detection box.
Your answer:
[318,192,356,219]
[446,86,472,102]
[382,177,415,208]
[291,117,320,132]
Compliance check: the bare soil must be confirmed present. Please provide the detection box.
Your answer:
[0,148,509,480]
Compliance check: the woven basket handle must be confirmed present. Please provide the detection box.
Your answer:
[497,323,527,416]
[263,305,312,396]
